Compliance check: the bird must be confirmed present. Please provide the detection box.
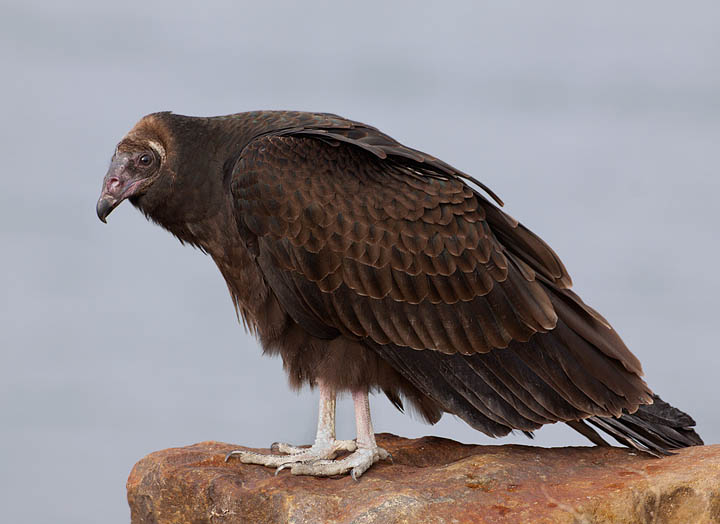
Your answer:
[97,110,702,479]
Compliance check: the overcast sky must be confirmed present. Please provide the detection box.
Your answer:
[1,1,719,523]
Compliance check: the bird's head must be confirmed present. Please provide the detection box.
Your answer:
[96,113,176,223]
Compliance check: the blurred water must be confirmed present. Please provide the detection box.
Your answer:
[1,1,718,522]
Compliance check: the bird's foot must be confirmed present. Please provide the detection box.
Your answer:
[225,439,390,480]
[224,438,357,469]
[283,445,391,480]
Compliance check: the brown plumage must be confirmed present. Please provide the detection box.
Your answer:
[97,111,701,469]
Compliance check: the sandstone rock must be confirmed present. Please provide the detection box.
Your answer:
[127,433,720,524]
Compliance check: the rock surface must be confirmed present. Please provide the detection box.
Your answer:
[127,433,720,524]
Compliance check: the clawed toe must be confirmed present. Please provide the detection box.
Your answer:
[226,443,388,479]
[224,449,246,463]
[284,446,388,479]
[225,438,362,471]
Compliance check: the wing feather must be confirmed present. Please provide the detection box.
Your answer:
[231,122,651,423]
[234,135,562,353]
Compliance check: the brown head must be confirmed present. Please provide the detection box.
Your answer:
[96,112,240,232]
[96,112,179,223]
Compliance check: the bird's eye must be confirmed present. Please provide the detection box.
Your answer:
[139,153,153,166]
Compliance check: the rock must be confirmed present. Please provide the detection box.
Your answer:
[127,433,720,524]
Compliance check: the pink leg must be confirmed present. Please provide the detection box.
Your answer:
[353,388,377,450]
[316,378,337,442]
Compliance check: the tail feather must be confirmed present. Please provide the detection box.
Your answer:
[568,395,703,456]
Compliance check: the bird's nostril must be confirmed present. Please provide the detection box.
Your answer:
[107,177,121,191]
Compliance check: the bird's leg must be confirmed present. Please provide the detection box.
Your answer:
[269,379,357,456]
[283,388,391,480]
[224,379,356,469]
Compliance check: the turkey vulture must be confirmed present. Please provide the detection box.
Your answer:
[97,111,701,479]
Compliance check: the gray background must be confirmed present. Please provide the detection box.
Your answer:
[2,1,718,522]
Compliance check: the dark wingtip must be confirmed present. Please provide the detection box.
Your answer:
[576,395,703,456]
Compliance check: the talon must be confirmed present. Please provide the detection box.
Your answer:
[351,468,359,481]
[270,442,281,452]
[385,452,394,464]
[225,450,243,463]
[275,464,289,476]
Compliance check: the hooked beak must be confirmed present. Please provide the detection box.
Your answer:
[96,153,143,223]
